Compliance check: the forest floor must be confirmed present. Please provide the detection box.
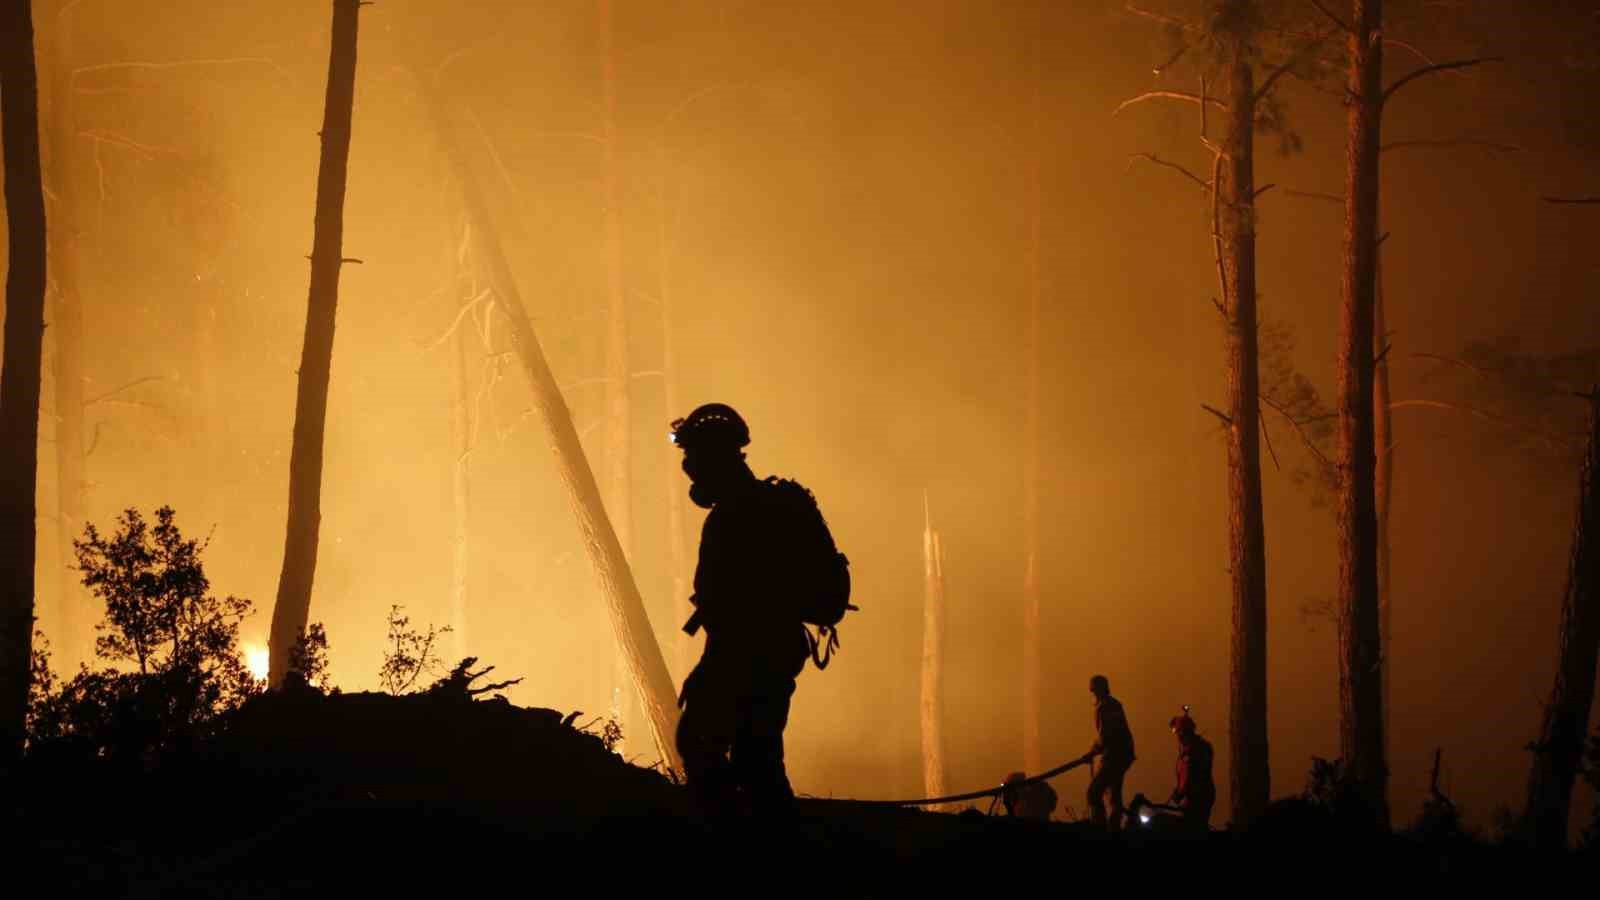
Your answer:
[8,686,1579,897]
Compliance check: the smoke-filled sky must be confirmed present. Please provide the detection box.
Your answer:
[5,0,1599,827]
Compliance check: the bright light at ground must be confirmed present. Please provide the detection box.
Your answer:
[245,644,269,682]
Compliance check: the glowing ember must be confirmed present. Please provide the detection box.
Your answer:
[245,644,269,682]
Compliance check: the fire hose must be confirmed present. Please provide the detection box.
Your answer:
[837,754,1092,808]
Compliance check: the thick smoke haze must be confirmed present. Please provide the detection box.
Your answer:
[5,0,1598,828]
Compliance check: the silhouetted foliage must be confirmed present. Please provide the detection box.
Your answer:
[422,656,523,700]
[288,621,332,691]
[1419,337,1600,465]
[75,506,254,683]
[1404,750,1471,848]
[379,604,452,695]
[1258,311,1338,504]
[27,506,259,760]
[25,629,55,737]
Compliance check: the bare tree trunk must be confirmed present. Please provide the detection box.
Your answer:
[1337,0,1389,828]
[449,300,471,659]
[922,493,948,808]
[1021,19,1043,777]
[41,11,87,666]
[1374,251,1393,754]
[420,79,684,776]
[196,280,222,522]
[1524,392,1600,849]
[1220,56,1270,828]
[0,0,49,760]
[656,156,693,683]
[267,0,363,687]
[598,0,639,753]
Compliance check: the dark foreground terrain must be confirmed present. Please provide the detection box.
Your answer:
[7,686,1583,897]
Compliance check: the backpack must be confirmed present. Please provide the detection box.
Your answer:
[764,477,856,669]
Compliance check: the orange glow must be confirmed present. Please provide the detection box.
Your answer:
[13,0,1597,834]
[245,644,270,683]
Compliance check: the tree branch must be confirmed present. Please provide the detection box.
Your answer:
[1388,398,1519,429]
[1124,2,1200,31]
[424,289,492,351]
[1125,153,1212,191]
[85,375,168,407]
[72,56,292,88]
[1382,57,1502,105]
[1284,186,1343,204]
[1254,29,1336,102]
[1411,351,1491,377]
[1383,38,1438,70]
[1253,183,1277,199]
[1260,393,1333,472]
[1544,196,1600,205]
[1201,403,1233,426]
[1306,0,1353,34]
[1114,91,1229,117]
[1260,411,1282,471]
[1381,137,1519,155]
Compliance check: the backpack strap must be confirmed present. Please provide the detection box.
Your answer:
[804,624,842,670]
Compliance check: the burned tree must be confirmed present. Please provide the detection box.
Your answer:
[418,74,684,775]
[38,4,89,663]
[1021,13,1044,776]
[1526,390,1600,849]
[267,0,364,687]
[922,493,949,807]
[1316,0,1499,826]
[1120,0,1328,827]
[0,0,49,760]
[597,0,641,749]
[1415,339,1600,847]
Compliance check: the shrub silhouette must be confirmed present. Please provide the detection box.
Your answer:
[27,506,259,761]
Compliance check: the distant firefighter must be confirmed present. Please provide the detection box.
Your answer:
[1080,674,1136,832]
[1167,706,1215,833]
[1000,771,1058,821]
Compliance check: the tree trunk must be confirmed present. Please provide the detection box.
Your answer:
[1021,19,1043,777]
[420,79,684,776]
[922,494,948,807]
[1374,250,1393,754]
[267,0,363,687]
[0,0,49,760]
[1523,392,1600,849]
[597,0,639,754]
[41,11,87,667]
[656,155,693,683]
[1220,56,1269,828]
[1337,0,1389,828]
[449,296,471,660]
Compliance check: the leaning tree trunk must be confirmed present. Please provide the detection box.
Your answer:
[1336,0,1389,828]
[1220,56,1270,828]
[0,0,49,760]
[1523,391,1600,850]
[655,155,693,682]
[267,0,363,687]
[41,12,88,667]
[922,493,949,808]
[420,78,683,775]
[1021,21,1043,777]
[449,284,472,660]
[1373,250,1393,754]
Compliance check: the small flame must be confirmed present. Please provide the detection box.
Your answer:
[245,644,269,682]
